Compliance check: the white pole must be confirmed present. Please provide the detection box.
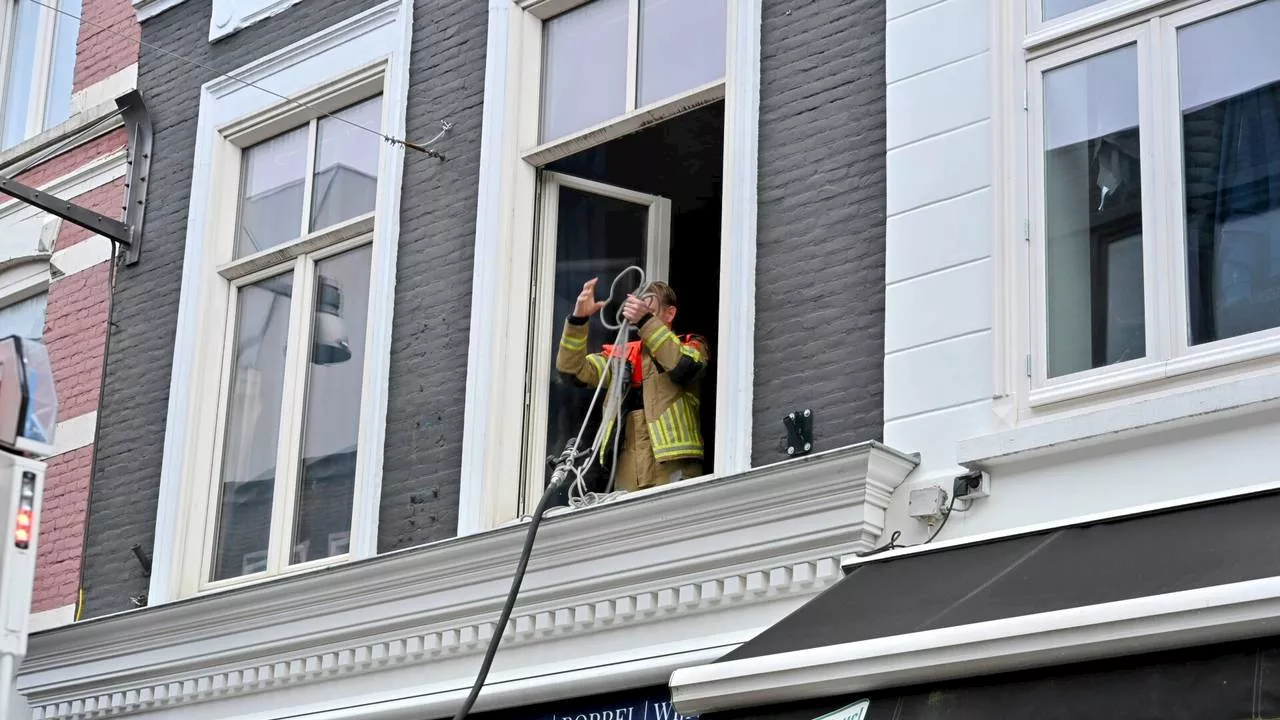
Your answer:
[0,652,17,719]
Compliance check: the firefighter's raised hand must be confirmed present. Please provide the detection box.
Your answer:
[621,294,653,323]
[573,278,606,318]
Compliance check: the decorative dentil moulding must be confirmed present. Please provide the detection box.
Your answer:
[19,443,916,720]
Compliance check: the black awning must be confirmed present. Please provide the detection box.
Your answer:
[722,488,1280,663]
[713,634,1280,720]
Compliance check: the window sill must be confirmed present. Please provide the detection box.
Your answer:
[1030,331,1280,409]
[960,370,1280,467]
[19,443,916,719]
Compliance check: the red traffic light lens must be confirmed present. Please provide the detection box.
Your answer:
[14,507,33,549]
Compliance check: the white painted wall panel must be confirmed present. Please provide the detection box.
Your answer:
[887,0,946,21]
[888,53,990,150]
[886,259,992,354]
[886,188,992,283]
[886,0,989,83]
[887,121,991,216]
[885,400,994,472]
[885,331,993,421]
[942,411,1280,538]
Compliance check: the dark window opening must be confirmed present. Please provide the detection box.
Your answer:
[539,102,724,506]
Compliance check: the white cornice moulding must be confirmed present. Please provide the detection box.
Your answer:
[19,443,916,720]
[669,576,1280,715]
[210,0,310,42]
[133,0,189,22]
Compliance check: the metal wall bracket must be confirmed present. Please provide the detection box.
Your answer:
[0,90,152,264]
[783,409,813,457]
[118,89,151,266]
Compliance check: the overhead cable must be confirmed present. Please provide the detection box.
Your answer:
[23,0,449,159]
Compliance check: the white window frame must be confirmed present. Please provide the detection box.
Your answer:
[148,1,411,604]
[1000,0,1280,423]
[458,0,760,533]
[523,172,671,512]
[0,0,77,146]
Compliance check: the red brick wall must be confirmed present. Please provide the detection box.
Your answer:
[21,0,134,622]
[45,262,111,421]
[28,206,115,614]
[31,446,94,613]
[14,130,127,188]
[74,0,140,92]
[51,178,128,252]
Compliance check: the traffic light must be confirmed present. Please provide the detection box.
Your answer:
[0,336,57,718]
[1,458,45,652]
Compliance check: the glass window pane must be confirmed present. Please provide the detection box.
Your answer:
[541,0,629,142]
[310,97,382,232]
[236,125,309,258]
[290,245,372,565]
[0,293,46,340]
[544,185,648,505]
[43,0,81,131]
[1180,0,1280,346]
[1042,0,1107,21]
[1043,45,1145,378]
[638,0,726,107]
[212,273,293,581]
[3,0,41,148]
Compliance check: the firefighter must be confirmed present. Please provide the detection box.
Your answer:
[556,278,710,492]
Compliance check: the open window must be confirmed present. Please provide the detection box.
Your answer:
[526,172,670,504]
[523,102,725,511]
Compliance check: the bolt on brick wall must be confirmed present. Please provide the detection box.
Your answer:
[751,0,887,464]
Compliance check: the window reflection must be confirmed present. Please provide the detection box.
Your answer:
[1181,0,1280,346]
[212,273,293,581]
[1043,45,1146,378]
[291,245,373,565]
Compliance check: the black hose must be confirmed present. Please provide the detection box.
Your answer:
[451,445,579,720]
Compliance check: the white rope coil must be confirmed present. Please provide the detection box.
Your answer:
[560,265,652,506]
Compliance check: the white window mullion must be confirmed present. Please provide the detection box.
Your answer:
[624,0,639,112]
[267,254,315,573]
[1026,54,1050,388]
[1133,20,1168,366]
[299,119,319,237]
[1157,11,1189,360]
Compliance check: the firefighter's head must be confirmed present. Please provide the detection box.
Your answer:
[644,281,679,327]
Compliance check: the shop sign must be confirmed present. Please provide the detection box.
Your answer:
[812,699,869,720]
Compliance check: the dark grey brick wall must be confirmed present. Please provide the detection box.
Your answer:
[81,0,386,618]
[376,0,486,552]
[83,0,883,616]
[752,0,886,464]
